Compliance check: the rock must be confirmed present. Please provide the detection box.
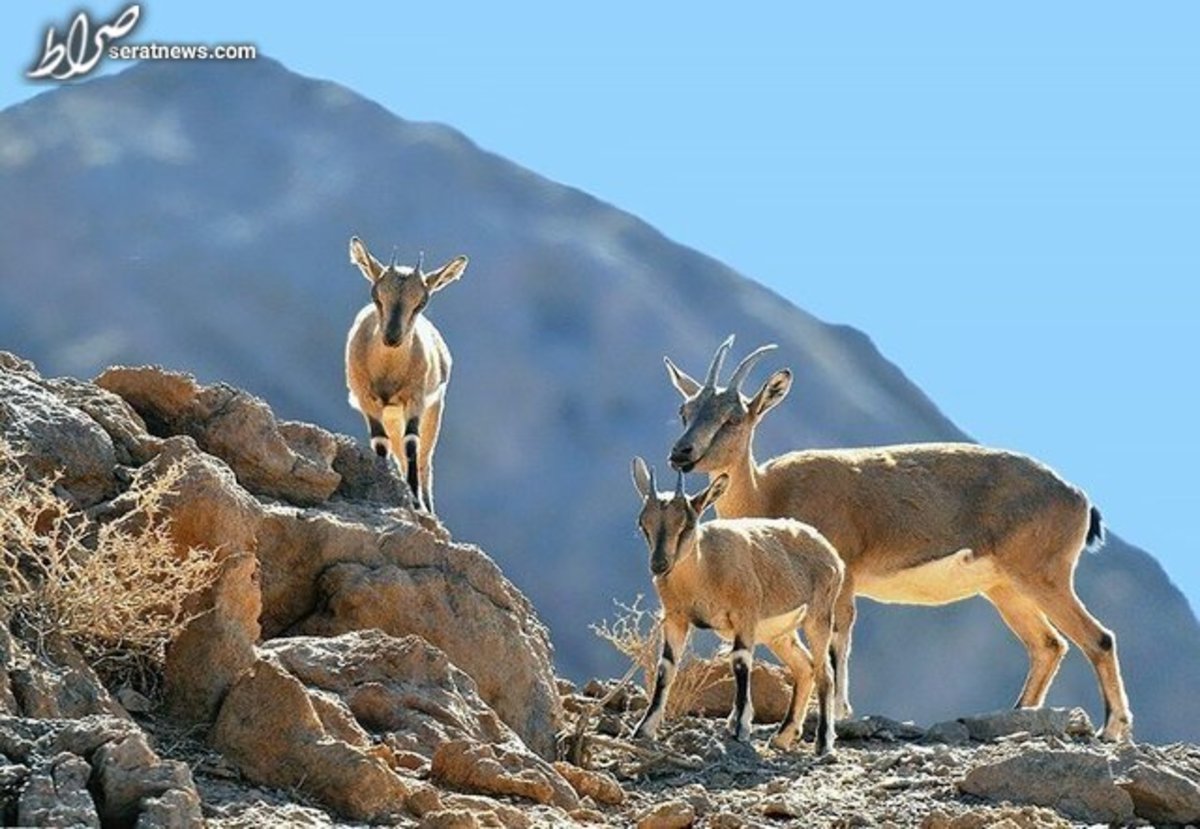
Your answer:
[431,740,578,810]
[92,732,201,827]
[263,632,515,755]
[116,687,153,714]
[135,787,205,829]
[1118,762,1200,825]
[17,751,99,828]
[680,658,793,723]
[97,366,341,506]
[2,626,127,721]
[212,656,410,822]
[553,762,626,805]
[273,508,561,758]
[958,708,1092,742]
[761,793,805,818]
[958,750,1134,824]
[0,363,118,506]
[635,798,696,829]
[836,715,925,741]
[925,719,971,745]
[42,375,161,466]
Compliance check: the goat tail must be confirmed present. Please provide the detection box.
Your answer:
[1085,504,1106,553]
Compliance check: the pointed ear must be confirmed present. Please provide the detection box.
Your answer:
[749,369,792,418]
[663,356,702,398]
[631,456,653,499]
[425,255,468,293]
[691,473,729,516]
[349,236,384,283]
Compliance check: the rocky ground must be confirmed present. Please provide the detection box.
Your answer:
[2,352,1199,828]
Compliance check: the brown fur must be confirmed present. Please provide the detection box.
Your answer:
[631,459,843,754]
[345,236,467,514]
[663,339,1133,741]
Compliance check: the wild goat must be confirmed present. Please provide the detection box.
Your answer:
[345,235,468,514]
[662,337,1132,741]
[630,457,844,755]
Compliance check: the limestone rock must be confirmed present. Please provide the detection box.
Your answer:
[92,732,200,827]
[958,750,1134,824]
[263,632,512,756]
[431,739,578,810]
[17,751,99,828]
[0,364,118,506]
[635,798,696,829]
[553,762,626,806]
[212,655,410,822]
[925,719,971,745]
[97,365,341,505]
[270,506,561,758]
[1118,762,1200,825]
[958,707,1092,742]
[2,626,126,721]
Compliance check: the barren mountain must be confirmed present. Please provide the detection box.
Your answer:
[0,57,1196,742]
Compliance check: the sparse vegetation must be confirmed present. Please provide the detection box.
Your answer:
[0,439,220,696]
[591,595,716,717]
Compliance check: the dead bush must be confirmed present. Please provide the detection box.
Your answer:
[0,438,220,696]
[591,595,718,717]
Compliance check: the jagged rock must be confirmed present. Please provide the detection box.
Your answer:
[761,793,805,818]
[430,740,579,810]
[925,719,971,745]
[0,362,118,506]
[92,732,201,827]
[957,708,1092,742]
[958,750,1134,823]
[97,366,341,506]
[135,787,206,829]
[211,655,410,822]
[17,751,99,828]
[680,659,793,723]
[2,626,127,721]
[273,508,561,758]
[836,715,925,741]
[41,375,161,467]
[553,762,626,805]
[1118,762,1200,825]
[262,632,513,757]
[635,798,696,829]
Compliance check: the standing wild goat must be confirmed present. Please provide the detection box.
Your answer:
[662,336,1132,741]
[631,457,844,755]
[345,235,468,514]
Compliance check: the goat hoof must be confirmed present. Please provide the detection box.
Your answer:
[1099,719,1133,743]
[769,730,795,750]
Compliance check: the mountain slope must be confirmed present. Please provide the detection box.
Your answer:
[1,57,1196,741]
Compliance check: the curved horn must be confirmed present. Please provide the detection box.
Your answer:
[414,250,425,275]
[648,465,657,495]
[388,247,398,269]
[728,344,778,392]
[704,335,735,387]
[675,469,685,497]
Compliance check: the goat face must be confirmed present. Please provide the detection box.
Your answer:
[631,457,728,576]
[664,337,793,473]
[349,235,469,349]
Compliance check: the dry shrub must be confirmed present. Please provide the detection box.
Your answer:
[591,595,718,717]
[0,439,220,695]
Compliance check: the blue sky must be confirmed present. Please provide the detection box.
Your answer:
[2,3,1197,610]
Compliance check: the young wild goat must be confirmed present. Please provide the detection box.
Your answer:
[630,457,844,755]
[661,336,1132,741]
[345,235,468,514]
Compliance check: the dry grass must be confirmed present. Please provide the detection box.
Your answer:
[0,439,220,696]
[591,595,717,717]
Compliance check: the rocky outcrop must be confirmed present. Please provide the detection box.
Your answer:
[2,355,564,822]
[959,750,1135,824]
[0,716,202,828]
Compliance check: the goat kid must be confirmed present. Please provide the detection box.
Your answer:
[345,235,467,514]
[631,457,844,755]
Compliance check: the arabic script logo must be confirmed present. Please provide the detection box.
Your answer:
[27,4,141,81]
